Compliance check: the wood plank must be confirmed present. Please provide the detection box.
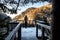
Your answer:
[36,23,51,31]
[5,23,21,40]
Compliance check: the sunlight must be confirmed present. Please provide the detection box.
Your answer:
[6,1,49,19]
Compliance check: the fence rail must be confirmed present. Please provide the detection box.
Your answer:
[36,23,51,31]
[5,23,21,40]
[36,20,51,40]
[0,20,51,40]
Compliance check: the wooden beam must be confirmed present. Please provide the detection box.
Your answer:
[5,23,21,40]
[36,23,51,31]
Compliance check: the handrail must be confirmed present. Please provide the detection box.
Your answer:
[36,23,51,31]
[36,20,51,40]
[36,20,51,30]
[36,20,45,23]
[5,23,21,40]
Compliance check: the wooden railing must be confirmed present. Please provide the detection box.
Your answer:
[1,20,34,40]
[35,20,51,40]
[5,22,21,40]
[1,20,51,40]
[16,20,35,25]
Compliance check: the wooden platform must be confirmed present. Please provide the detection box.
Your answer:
[21,27,41,40]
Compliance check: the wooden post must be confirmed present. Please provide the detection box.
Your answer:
[52,0,60,40]
[36,24,41,39]
[36,25,38,38]
[41,27,45,40]
[14,34,16,40]
[18,25,21,40]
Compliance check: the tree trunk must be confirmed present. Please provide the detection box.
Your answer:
[16,0,20,10]
[52,0,60,40]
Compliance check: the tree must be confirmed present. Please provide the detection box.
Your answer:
[24,0,29,4]
[0,0,20,14]
[52,0,60,40]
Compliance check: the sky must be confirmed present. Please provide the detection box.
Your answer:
[5,1,49,19]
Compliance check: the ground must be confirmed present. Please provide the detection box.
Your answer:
[21,27,42,40]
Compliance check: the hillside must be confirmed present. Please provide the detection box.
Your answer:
[13,3,52,24]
